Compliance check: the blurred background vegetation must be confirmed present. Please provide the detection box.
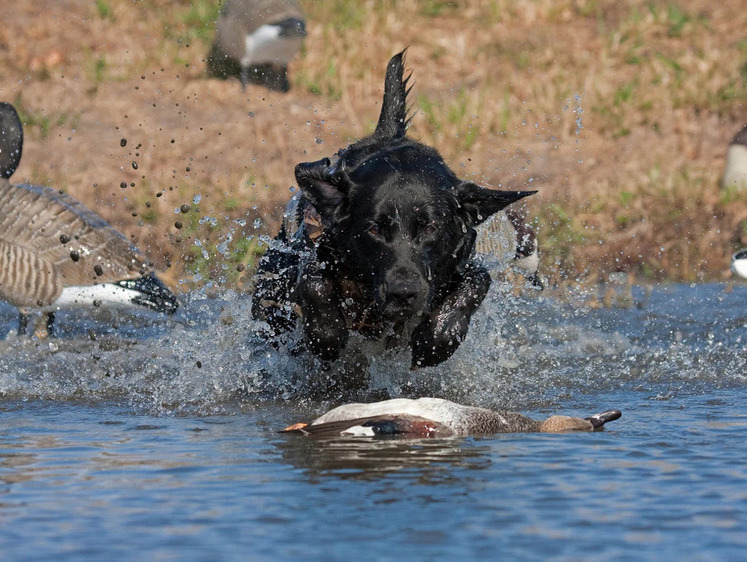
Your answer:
[1,0,745,290]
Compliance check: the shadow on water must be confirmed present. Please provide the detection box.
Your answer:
[0,282,744,420]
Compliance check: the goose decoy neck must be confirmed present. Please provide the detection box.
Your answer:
[732,125,747,147]
[0,102,23,179]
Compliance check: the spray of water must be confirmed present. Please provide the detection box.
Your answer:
[0,281,743,417]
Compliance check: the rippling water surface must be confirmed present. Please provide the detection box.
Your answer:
[1,282,745,560]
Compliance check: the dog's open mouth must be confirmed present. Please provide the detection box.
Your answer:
[381,300,423,321]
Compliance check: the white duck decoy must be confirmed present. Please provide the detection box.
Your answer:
[732,249,747,279]
[282,397,621,438]
[0,102,178,336]
[207,0,306,92]
[722,125,747,191]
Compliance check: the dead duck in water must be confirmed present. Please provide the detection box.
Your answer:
[282,397,622,438]
[0,101,178,336]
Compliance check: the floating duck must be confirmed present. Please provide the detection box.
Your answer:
[722,124,747,191]
[282,397,621,438]
[0,102,178,336]
[732,249,747,279]
[207,0,306,92]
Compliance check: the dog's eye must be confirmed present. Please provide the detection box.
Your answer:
[423,223,438,236]
[368,224,381,236]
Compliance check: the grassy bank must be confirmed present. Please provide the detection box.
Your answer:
[1,0,745,290]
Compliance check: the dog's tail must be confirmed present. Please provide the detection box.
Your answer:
[374,49,413,140]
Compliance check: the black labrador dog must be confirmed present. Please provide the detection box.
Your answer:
[252,51,535,369]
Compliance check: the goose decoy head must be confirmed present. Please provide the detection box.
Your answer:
[0,102,23,179]
[732,249,747,279]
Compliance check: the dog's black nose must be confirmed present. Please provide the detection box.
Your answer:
[386,280,419,307]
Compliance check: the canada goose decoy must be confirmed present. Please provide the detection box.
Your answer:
[732,249,747,279]
[722,125,747,191]
[0,102,178,336]
[476,208,542,288]
[207,0,306,92]
[282,397,622,438]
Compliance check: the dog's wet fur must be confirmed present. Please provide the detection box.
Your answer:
[252,51,535,369]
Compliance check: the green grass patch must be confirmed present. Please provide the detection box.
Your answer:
[12,94,71,140]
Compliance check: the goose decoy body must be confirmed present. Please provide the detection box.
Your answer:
[0,102,178,336]
[207,0,306,92]
[282,397,622,438]
[722,125,747,191]
[476,207,542,288]
[732,249,747,279]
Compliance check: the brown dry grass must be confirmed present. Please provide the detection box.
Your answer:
[1,0,746,291]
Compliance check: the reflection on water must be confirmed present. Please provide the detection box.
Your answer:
[274,433,493,479]
[0,283,745,559]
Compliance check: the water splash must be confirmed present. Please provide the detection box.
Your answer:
[574,93,583,135]
[0,284,744,416]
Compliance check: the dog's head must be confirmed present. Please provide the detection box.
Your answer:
[295,51,534,320]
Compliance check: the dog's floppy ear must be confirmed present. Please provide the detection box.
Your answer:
[455,181,536,226]
[294,157,353,219]
[374,50,413,140]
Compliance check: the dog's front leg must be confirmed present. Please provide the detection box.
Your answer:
[410,264,491,369]
[297,273,348,361]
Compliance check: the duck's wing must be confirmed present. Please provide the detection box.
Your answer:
[282,414,454,438]
[0,181,147,289]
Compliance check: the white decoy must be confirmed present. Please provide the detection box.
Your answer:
[0,102,178,336]
[207,0,306,92]
[282,397,621,438]
[722,125,747,191]
[732,249,747,279]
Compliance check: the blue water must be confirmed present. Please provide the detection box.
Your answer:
[1,282,746,560]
